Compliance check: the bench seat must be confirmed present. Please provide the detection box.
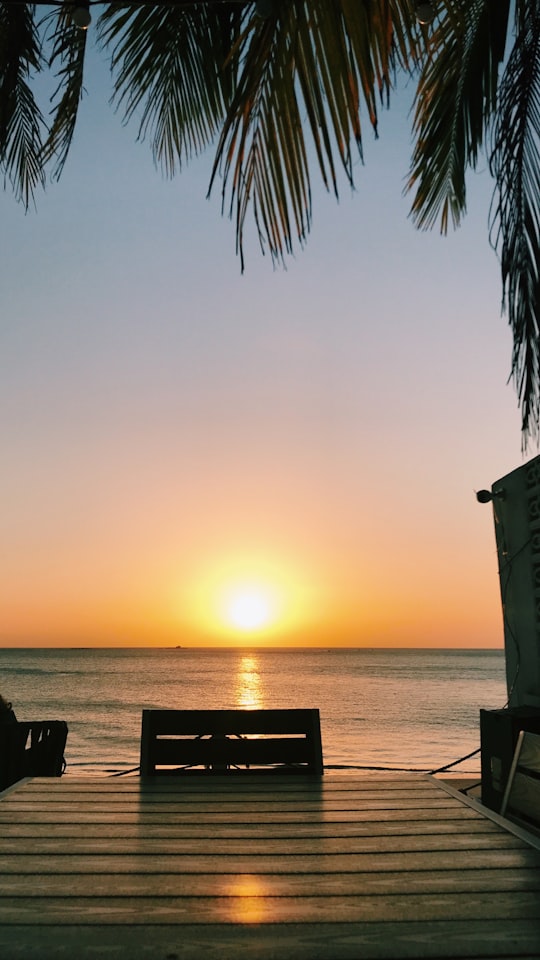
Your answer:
[140,708,323,776]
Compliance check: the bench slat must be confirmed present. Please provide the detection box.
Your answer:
[152,737,313,767]
[143,709,320,736]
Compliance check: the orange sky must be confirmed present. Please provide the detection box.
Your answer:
[1,444,510,647]
[0,62,524,649]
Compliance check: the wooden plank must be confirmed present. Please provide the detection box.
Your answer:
[9,773,437,790]
[142,707,321,736]
[0,790,454,802]
[0,785,448,803]
[0,805,486,825]
[2,890,540,925]
[0,796,464,814]
[0,810,468,828]
[2,848,538,875]
[0,788,455,801]
[0,776,469,801]
[2,765,396,793]
[2,772,539,960]
[150,737,314,766]
[7,775,443,791]
[434,774,540,853]
[0,819,502,840]
[4,866,540,898]
[25,771,444,782]
[3,919,540,960]
[0,831,525,857]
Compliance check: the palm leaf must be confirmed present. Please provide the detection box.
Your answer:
[98,2,241,176]
[210,0,420,267]
[41,8,88,180]
[408,0,509,233]
[0,1,45,205]
[489,2,540,445]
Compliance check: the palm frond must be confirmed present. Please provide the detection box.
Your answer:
[0,1,45,205]
[41,8,88,180]
[408,0,509,233]
[98,2,241,176]
[489,3,540,445]
[210,0,420,267]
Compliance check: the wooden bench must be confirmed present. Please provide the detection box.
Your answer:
[0,720,68,792]
[500,730,540,831]
[140,708,323,776]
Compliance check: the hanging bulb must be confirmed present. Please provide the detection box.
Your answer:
[71,3,92,29]
[414,1,436,24]
[255,0,276,18]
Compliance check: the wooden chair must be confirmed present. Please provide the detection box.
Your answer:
[500,730,540,830]
[140,708,323,776]
[0,720,68,792]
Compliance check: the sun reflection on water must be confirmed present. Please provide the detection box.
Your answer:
[235,655,264,709]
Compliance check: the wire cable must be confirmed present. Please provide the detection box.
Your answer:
[108,766,140,776]
[104,744,485,777]
[428,746,481,775]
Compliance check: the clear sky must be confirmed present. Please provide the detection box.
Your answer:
[0,40,528,648]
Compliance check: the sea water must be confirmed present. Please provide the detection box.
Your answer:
[0,647,507,776]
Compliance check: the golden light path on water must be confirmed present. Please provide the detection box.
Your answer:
[235,655,264,709]
[230,655,271,923]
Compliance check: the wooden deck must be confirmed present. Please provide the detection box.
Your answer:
[1,772,540,959]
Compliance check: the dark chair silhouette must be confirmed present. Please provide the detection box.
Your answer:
[140,708,323,776]
[0,721,68,792]
[500,730,540,831]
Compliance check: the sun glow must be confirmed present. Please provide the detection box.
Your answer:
[179,551,321,644]
[222,584,279,632]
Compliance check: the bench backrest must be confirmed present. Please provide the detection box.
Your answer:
[0,721,68,791]
[501,730,540,829]
[140,708,323,776]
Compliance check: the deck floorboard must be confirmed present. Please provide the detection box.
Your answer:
[2,773,540,959]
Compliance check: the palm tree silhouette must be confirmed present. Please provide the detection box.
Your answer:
[1,0,537,440]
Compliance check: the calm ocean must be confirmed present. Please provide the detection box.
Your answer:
[0,647,507,776]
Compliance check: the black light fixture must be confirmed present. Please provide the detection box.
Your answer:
[476,488,506,504]
[71,2,92,28]
[255,0,276,16]
[414,1,436,25]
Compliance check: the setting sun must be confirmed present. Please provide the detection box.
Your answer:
[221,584,279,632]
[176,550,324,644]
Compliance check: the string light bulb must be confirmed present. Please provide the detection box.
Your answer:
[255,0,276,18]
[414,1,435,24]
[71,3,92,29]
